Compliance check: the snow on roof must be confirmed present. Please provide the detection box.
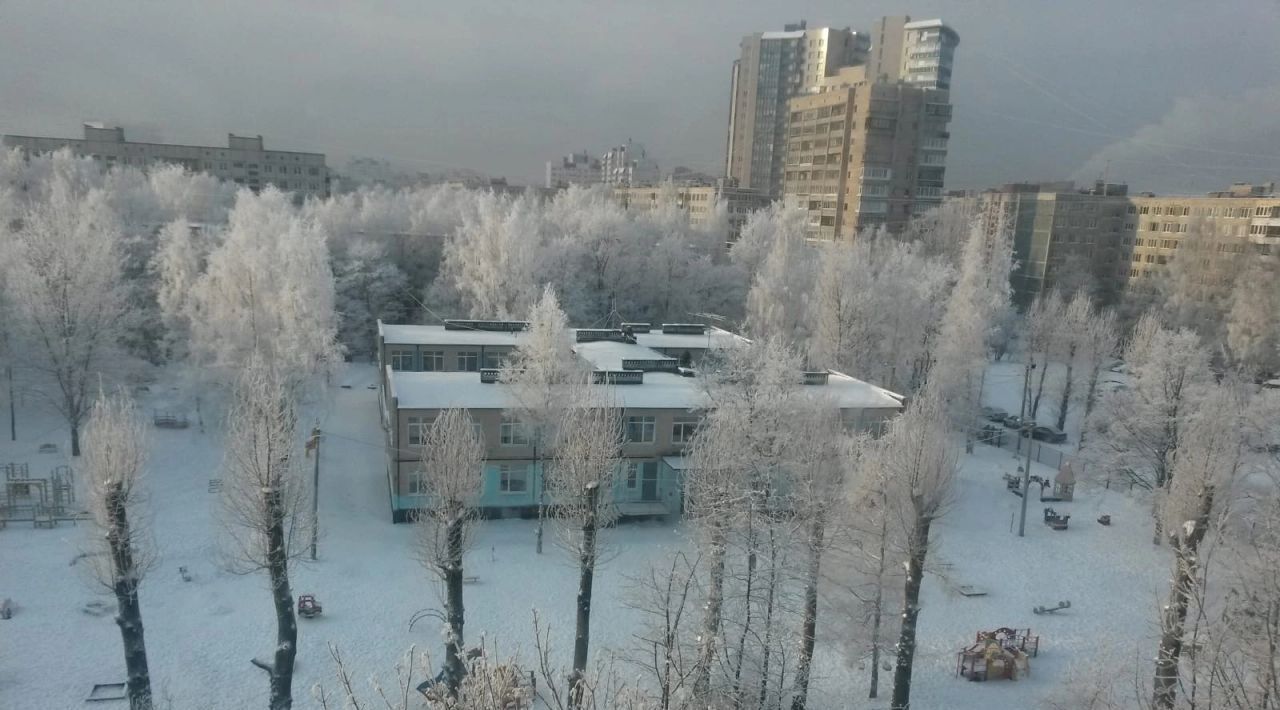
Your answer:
[633,327,748,352]
[389,368,903,412]
[379,323,527,347]
[761,30,807,39]
[378,321,746,353]
[572,340,672,371]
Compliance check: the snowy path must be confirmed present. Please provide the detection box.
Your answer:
[0,363,1168,708]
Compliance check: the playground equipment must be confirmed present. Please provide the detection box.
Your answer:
[152,410,190,429]
[297,594,323,619]
[1034,600,1072,615]
[956,628,1040,682]
[1098,514,1112,526]
[1043,507,1070,531]
[3,463,78,524]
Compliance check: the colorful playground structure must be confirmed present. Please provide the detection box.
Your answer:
[956,627,1041,682]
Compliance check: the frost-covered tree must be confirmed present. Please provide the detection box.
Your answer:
[499,285,583,553]
[439,192,546,320]
[332,239,411,357]
[730,203,805,278]
[685,338,803,701]
[4,177,130,455]
[550,386,624,707]
[188,188,342,386]
[150,218,206,362]
[881,393,958,710]
[1151,381,1247,710]
[1225,258,1280,378]
[83,390,155,710]
[1159,224,1250,341]
[1075,305,1119,449]
[1024,290,1065,421]
[1087,313,1211,544]
[745,220,814,346]
[413,408,485,697]
[930,217,1012,429]
[218,360,312,710]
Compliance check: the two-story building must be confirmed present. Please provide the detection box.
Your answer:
[377,320,902,522]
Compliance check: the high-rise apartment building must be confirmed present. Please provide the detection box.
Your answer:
[601,141,659,187]
[725,22,870,197]
[782,66,953,239]
[546,151,602,189]
[867,16,960,90]
[2,123,330,197]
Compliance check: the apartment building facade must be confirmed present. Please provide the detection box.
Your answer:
[782,68,952,239]
[545,151,602,189]
[601,141,659,187]
[2,123,329,197]
[725,22,870,197]
[866,16,960,90]
[377,320,901,522]
[611,180,772,243]
[958,181,1280,306]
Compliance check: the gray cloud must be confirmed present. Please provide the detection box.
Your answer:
[1,0,1277,192]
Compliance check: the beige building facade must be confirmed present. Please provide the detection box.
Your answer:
[783,68,952,240]
[725,22,870,197]
[611,181,771,243]
[958,181,1280,306]
[2,123,329,197]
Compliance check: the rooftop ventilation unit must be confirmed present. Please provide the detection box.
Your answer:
[661,323,708,335]
[479,369,501,384]
[576,329,635,343]
[592,370,644,385]
[802,371,830,385]
[621,322,652,333]
[621,358,679,372]
[443,319,529,332]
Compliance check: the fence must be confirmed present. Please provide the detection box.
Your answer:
[974,426,1082,473]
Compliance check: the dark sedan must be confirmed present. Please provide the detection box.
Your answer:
[1030,425,1068,443]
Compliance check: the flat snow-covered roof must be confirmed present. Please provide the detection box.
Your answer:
[379,323,527,347]
[379,322,746,353]
[389,369,903,412]
[573,340,670,371]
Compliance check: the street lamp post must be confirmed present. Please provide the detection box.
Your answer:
[1017,363,1036,537]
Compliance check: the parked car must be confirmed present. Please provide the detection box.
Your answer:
[1001,414,1025,429]
[975,422,1003,445]
[981,407,1008,422]
[1031,425,1068,444]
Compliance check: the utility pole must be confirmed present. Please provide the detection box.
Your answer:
[7,364,14,442]
[1017,363,1037,537]
[308,427,322,561]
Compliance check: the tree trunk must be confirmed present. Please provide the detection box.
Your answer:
[443,513,467,696]
[891,508,933,710]
[731,516,760,704]
[757,526,779,710]
[1078,367,1101,451]
[535,445,544,554]
[569,483,600,708]
[1152,488,1213,710]
[266,488,297,710]
[791,516,826,710]
[71,419,81,457]
[869,502,889,699]
[1055,355,1075,432]
[1030,357,1050,419]
[106,482,152,710]
[694,525,728,699]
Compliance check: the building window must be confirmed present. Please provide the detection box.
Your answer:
[457,351,480,371]
[498,464,528,493]
[423,351,444,371]
[407,470,427,495]
[500,419,529,446]
[672,418,698,444]
[625,462,639,489]
[626,416,656,443]
[390,350,414,371]
[407,416,431,446]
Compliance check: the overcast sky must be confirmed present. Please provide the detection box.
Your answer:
[2,0,1279,194]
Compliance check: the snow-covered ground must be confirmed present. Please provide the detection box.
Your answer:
[0,363,1168,708]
